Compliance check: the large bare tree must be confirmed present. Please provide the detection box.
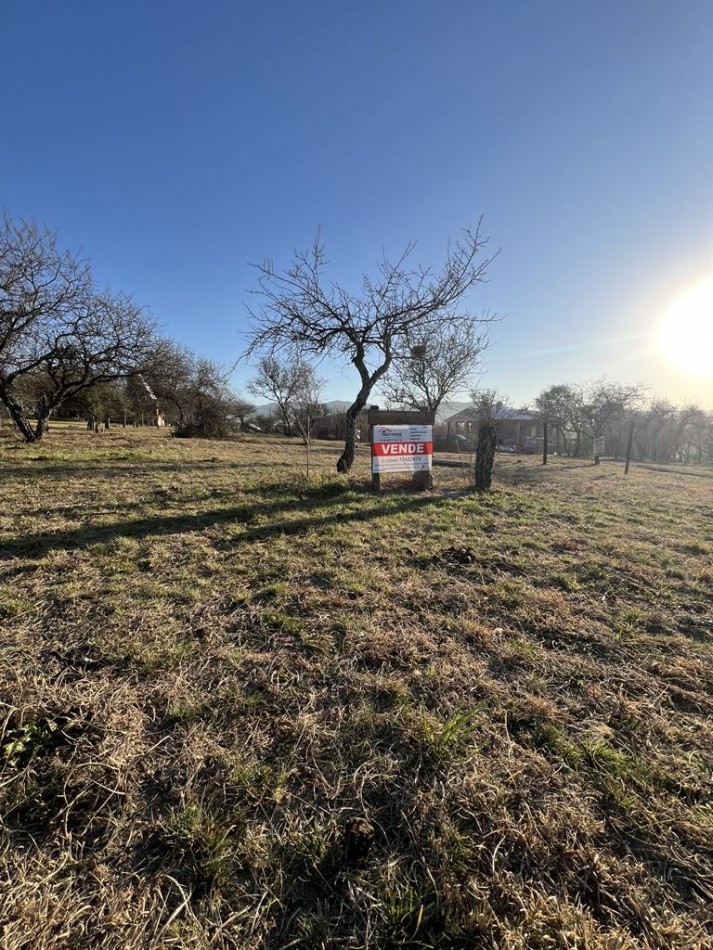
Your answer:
[142,339,232,429]
[141,338,244,437]
[381,316,490,412]
[0,215,155,441]
[248,356,324,441]
[246,224,496,472]
[248,356,313,437]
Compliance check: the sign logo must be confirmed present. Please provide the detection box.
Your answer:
[372,425,433,474]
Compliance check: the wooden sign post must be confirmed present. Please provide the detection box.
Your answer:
[368,409,436,491]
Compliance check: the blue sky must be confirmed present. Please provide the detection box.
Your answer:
[4,0,712,407]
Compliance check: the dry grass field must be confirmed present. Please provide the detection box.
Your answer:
[1,424,712,949]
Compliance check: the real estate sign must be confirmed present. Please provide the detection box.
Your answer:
[372,425,433,474]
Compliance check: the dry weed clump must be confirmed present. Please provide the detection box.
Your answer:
[1,425,712,948]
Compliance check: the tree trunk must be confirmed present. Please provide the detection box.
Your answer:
[34,414,49,439]
[337,399,366,472]
[336,357,391,473]
[0,390,38,442]
[474,424,497,491]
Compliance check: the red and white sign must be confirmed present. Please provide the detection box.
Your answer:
[372,425,433,474]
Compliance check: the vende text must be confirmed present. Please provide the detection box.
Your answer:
[373,442,432,456]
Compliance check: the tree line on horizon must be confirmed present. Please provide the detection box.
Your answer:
[533,381,712,465]
[1,213,711,466]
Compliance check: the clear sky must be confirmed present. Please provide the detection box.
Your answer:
[4,0,712,408]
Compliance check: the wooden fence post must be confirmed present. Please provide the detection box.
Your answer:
[624,419,635,475]
[474,424,497,491]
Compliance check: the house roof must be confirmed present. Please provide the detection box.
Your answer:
[445,406,540,424]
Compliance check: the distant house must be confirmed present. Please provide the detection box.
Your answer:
[444,406,542,447]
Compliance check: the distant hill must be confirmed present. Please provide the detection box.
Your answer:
[251,399,352,417]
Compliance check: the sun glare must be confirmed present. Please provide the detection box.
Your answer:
[657,276,713,377]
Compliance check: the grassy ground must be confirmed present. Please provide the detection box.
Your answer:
[1,423,712,949]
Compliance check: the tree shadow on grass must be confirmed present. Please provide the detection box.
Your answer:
[0,459,301,479]
[496,463,552,487]
[1,488,451,562]
[634,463,713,480]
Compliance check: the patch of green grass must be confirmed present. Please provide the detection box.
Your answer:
[533,723,584,768]
[163,804,238,891]
[418,707,480,762]
[164,700,207,727]
[0,595,35,619]
[580,738,666,794]
[551,571,580,592]
[576,561,608,582]
[1,720,54,768]
[251,581,288,603]
[511,638,538,658]
[491,579,525,610]
[382,868,441,944]
[294,911,333,946]
[132,640,193,674]
[260,609,308,640]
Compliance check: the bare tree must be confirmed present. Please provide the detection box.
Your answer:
[535,383,584,456]
[0,215,155,441]
[674,404,710,464]
[580,379,644,457]
[182,355,239,438]
[470,387,508,424]
[291,364,326,445]
[140,339,196,427]
[628,399,713,465]
[635,398,677,462]
[140,339,244,437]
[230,395,256,430]
[246,224,496,472]
[381,317,489,412]
[248,357,311,436]
[535,380,643,458]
